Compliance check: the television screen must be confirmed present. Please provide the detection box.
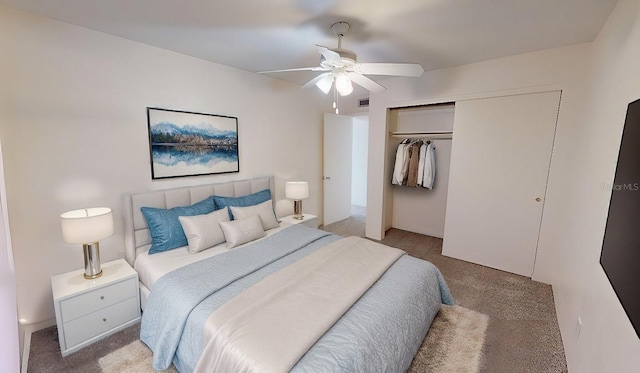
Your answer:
[600,98,640,338]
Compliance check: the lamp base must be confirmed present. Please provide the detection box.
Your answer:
[293,200,304,220]
[83,242,103,279]
[84,271,103,280]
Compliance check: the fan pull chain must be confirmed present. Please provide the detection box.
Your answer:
[333,84,339,114]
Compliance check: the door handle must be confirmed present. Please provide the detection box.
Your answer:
[323,176,331,181]
[535,197,542,202]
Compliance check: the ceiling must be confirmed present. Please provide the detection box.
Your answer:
[0,0,619,89]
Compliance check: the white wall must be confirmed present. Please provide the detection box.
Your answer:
[340,93,370,116]
[351,115,368,207]
[0,142,19,373]
[535,1,640,371]
[365,1,640,370]
[0,6,325,328]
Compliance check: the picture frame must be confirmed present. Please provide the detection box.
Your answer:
[147,107,239,179]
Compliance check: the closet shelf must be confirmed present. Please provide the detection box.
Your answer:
[390,131,453,139]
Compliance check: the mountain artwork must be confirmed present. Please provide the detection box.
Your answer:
[147,108,239,179]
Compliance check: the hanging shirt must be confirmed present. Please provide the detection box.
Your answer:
[417,143,427,186]
[400,143,411,185]
[406,141,422,187]
[422,143,436,189]
[392,142,407,185]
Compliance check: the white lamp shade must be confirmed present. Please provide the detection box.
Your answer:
[316,75,333,94]
[335,73,353,96]
[285,181,309,200]
[61,207,114,244]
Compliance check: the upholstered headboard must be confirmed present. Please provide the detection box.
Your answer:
[123,176,275,266]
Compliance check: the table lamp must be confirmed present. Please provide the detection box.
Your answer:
[60,207,114,279]
[285,181,309,220]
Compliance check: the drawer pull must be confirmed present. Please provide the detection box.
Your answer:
[102,318,107,322]
[100,296,104,300]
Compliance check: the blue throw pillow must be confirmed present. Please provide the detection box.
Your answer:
[141,196,216,254]
[213,189,272,220]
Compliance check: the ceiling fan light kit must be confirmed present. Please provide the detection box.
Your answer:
[259,21,424,112]
[335,72,353,96]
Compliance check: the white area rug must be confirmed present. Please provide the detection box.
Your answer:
[99,305,488,373]
[409,304,489,373]
[98,340,177,373]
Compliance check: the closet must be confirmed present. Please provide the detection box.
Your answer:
[387,104,454,238]
[383,91,561,277]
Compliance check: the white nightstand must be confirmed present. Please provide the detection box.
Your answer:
[280,214,318,229]
[51,258,141,357]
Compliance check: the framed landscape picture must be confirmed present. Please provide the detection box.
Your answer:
[147,108,239,179]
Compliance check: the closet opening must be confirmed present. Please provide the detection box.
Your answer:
[385,103,455,238]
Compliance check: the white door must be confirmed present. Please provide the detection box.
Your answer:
[442,91,560,277]
[323,113,353,225]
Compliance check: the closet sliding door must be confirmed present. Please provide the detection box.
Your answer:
[442,91,560,277]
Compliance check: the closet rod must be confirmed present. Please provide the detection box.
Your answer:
[390,131,453,139]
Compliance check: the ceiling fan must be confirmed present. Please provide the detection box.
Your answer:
[259,21,424,99]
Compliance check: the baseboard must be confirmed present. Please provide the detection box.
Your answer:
[20,318,56,373]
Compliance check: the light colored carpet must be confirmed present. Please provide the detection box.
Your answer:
[97,305,488,373]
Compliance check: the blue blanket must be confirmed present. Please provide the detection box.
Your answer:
[141,225,453,372]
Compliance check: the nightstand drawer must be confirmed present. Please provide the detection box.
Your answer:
[63,296,139,349]
[60,277,137,322]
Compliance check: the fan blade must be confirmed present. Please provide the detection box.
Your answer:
[346,72,386,94]
[316,45,341,65]
[301,73,331,92]
[258,67,327,74]
[353,63,424,77]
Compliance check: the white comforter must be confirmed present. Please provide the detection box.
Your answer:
[194,236,404,372]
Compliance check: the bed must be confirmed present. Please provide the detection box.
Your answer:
[123,176,453,373]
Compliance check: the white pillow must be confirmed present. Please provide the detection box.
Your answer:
[178,208,230,254]
[230,199,279,230]
[219,214,266,248]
